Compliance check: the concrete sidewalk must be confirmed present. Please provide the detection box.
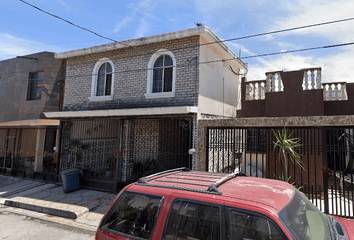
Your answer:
[0,174,117,232]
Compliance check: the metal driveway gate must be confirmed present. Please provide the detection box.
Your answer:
[207,127,354,218]
[60,118,192,192]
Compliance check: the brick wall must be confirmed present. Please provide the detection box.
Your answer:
[63,36,200,111]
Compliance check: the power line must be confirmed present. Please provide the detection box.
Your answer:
[4,2,354,85]
[19,0,151,55]
[2,40,354,83]
[201,17,354,47]
[198,41,354,64]
[2,39,354,88]
[13,1,354,55]
[242,41,354,59]
[18,0,354,65]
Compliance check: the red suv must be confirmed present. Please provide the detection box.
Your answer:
[96,168,354,239]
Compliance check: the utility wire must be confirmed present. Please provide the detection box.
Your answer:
[199,41,354,64]
[6,1,354,83]
[19,0,151,55]
[201,17,354,47]
[2,40,354,84]
[18,0,354,62]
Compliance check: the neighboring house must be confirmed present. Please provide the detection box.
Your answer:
[0,52,65,179]
[44,26,247,192]
[199,67,354,217]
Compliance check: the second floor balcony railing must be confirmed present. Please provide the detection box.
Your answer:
[245,67,348,101]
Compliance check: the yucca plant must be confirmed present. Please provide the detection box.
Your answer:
[273,128,303,180]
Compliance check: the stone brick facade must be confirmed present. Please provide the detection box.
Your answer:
[63,36,200,111]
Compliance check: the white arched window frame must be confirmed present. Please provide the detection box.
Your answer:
[145,49,176,99]
[89,58,115,102]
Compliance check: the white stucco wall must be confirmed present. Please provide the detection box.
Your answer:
[198,35,245,119]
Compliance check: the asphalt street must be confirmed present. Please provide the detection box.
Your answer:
[0,210,95,240]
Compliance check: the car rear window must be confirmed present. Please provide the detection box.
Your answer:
[164,200,221,240]
[100,191,164,239]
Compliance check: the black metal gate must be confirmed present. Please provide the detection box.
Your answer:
[60,119,123,192]
[207,127,354,218]
[125,118,192,182]
[0,127,58,182]
[60,118,192,192]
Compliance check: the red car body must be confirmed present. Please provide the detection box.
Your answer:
[96,168,354,240]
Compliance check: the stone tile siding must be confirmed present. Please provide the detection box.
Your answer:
[63,36,200,111]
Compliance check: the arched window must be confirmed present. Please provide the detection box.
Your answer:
[153,55,173,93]
[90,58,114,101]
[145,50,176,98]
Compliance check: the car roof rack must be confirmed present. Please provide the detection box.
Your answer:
[136,168,247,195]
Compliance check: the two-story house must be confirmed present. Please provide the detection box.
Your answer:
[0,52,65,180]
[44,26,247,192]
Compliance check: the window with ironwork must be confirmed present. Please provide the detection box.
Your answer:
[145,50,176,98]
[27,71,43,101]
[246,129,266,153]
[90,58,114,101]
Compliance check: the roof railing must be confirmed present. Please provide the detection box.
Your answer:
[136,167,191,184]
[136,168,247,195]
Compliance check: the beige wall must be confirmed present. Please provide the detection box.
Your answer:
[197,35,244,119]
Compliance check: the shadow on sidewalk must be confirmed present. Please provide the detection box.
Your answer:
[0,174,118,221]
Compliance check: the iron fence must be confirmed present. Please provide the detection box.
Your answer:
[207,127,354,218]
[0,127,58,182]
[60,117,192,192]
[125,118,192,182]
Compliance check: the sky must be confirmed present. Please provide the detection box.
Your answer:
[1,0,354,82]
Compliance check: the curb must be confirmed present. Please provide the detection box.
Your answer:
[4,200,78,219]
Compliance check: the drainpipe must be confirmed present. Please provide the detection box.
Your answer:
[194,56,198,107]
[190,57,198,170]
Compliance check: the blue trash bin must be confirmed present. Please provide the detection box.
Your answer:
[61,168,80,193]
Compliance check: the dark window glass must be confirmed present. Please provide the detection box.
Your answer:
[27,72,43,101]
[105,74,112,96]
[164,200,221,240]
[164,55,173,66]
[152,54,173,93]
[96,72,105,96]
[106,62,112,72]
[229,210,285,240]
[164,67,173,92]
[153,68,163,93]
[101,192,163,239]
[154,56,164,68]
[246,129,266,153]
[96,62,113,96]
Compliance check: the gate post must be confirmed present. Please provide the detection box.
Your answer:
[205,128,209,172]
[322,128,329,214]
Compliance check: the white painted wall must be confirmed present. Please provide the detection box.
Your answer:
[198,35,245,119]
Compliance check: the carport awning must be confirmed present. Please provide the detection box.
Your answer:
[44,106,198,118]
[0,119,60,127]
